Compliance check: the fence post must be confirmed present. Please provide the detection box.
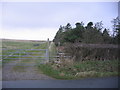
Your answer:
[19,51,21,62]
[45,38,49,62]
[46,49,49,62]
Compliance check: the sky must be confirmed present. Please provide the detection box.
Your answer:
[0,1,118,40]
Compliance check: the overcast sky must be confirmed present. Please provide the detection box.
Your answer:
[0,1,118,40]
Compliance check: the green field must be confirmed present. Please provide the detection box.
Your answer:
[2,39,48,65]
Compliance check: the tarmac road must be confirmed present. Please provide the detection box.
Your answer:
[2,77,119,88]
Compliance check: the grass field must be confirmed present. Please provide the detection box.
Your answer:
[2,39,47,64]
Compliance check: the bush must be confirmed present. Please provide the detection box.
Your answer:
[64,43,119,61]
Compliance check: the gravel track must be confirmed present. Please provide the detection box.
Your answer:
[2,60,54,81]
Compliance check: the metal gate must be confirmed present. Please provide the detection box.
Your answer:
[2,48,49,66]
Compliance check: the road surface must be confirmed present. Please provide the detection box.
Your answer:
[2,77,119,88]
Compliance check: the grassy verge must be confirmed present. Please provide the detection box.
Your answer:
[38,60,119,80]
[38,64,74,79]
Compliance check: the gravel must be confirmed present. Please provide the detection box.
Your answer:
[2,61,54,81]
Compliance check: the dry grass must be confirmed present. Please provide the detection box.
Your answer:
[75,71,97,77]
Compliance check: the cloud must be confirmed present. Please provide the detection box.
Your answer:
[2,2,118,29]
[1,2,118,40]
[1,28,58,40]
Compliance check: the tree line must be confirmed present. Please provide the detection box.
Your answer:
[53,17,120,46]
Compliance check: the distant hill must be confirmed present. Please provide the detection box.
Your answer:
[2,38,47,42]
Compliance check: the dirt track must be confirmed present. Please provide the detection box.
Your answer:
[2,61,54,81]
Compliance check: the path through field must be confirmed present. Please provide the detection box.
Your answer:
[3,60,54,81]
[2,39,54,81]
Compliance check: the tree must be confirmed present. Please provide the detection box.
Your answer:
[53,25,64,46]
[64,30,78,43]
[53,21,116,46]
[75,22,84,28]
[61,22,84,43]
[64,23,72,31]
[94,21,103,31]
[80,21,84,26]
[83,27,103,44]
[115,17,120,34]
[59,25,63,31]
[115,17,120,44]
[103,28,109,36]
[102,28,111,43]
[111,16,120,44]
[111,17,120,37]
[87,22,93,28]
[73,22,85,42]
[75,22,81,28]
